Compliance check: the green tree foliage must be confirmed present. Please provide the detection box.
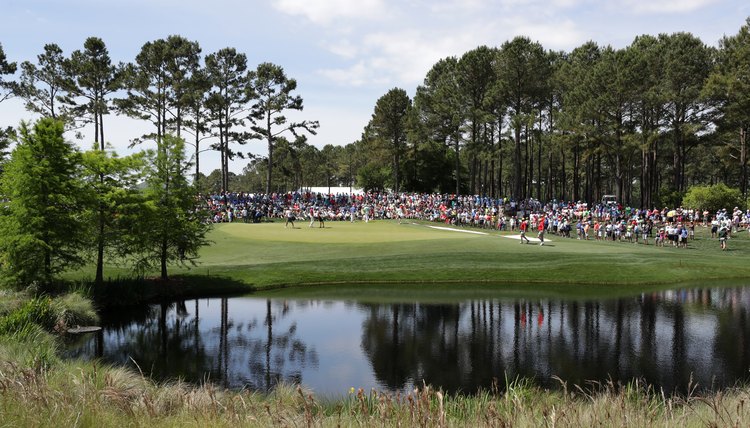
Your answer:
[7,26,750,206]
[457,46,498,195]
[128,135,210,280]
[367,88,412,193]
[0,42,16,104]
[0,118,86,289]
[414,57,464,194]
[659,33,714,193]
[628,35,665,208]
[66,37,123,148]
[495,37,549,199]
[1,43,18,166]
[0,127,14,170]
[80,146,145,286]
[248,62,318,194]
[682,183,744,214]
[163,36,202,139]
[183,68,212,183]
[592,46,639,202]
[116,38,173,146]
[204,47,251,192]
[704,18,750,197]
[16,44,72,123]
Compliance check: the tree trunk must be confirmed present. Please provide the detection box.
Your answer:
[741,125,748,197]
[194,125,200,184]
[497,131,503,197]
[537,113,543,200]
[99,110,105,150]
[454,136,461,195]
[95,204,105,286]
[513,122,522,199]
[572,141,579,201]
[394,139,400,194]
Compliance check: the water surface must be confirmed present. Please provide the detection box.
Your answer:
[66,286,750,396]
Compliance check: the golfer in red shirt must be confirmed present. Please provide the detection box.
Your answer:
[538,216,546,246]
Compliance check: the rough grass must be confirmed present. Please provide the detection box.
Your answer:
[1,356,749,427]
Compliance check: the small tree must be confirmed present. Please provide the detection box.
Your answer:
[682,183,744,215]
[130,134,210,280]
[0,118,86,289]
[80,145,145,286]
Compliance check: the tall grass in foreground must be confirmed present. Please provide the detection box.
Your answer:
[1,356,750,427]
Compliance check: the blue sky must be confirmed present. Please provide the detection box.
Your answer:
[1,0,748,174]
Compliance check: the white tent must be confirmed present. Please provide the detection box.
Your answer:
[298,186,365,195]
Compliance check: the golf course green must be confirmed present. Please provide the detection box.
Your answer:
[155,220,750,294]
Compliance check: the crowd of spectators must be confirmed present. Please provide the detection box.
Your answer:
[202,191,750,247]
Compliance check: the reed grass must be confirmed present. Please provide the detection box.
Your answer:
[2,348,750,428]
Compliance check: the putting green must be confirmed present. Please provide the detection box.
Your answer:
[213,220,486,244]
[177,220,750,289]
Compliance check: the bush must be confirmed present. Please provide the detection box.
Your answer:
[0,296,55,335]
[0,292,97,335]
[0,323,59,369]
[682,183,744,214]
[658,188,684,209]
[50,293,99,329]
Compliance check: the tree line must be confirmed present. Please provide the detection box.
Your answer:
[351,19,749,208]
[223,19,749,209]
[0,117,208,289]
[0,35,318,195]
[1,22,749,210]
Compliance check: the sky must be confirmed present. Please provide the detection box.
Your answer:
[1,0,748,175]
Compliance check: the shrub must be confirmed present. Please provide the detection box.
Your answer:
[0,323,59,369]
[0,296,55,335]
[50,293,99,329]
[682,183,744,214]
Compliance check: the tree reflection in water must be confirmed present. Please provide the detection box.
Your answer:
[359,288,750,394]
[67,298,318,392]
[66,287,750,395]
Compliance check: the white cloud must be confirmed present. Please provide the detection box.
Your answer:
[318,61,373,87]
[621,0,718,13]
[326,39,359,59]
[506,18,586,50]
[272,0,388,25]
[550,0,584,7]
[319,27,490,87]
[317,13,586,88]
[425,0,485,14]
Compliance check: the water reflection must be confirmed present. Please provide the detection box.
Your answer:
[66,287,750,395]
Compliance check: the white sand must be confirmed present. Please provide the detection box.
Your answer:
[426,226,488,235]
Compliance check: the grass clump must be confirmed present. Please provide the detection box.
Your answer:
[0,323,59,370]
[3,359,750,427]
[0,296,56,334]
[49,292,99,329]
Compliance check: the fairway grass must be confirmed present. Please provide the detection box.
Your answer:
[138,220,750,293]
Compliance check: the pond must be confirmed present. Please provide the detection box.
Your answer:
[66,285,750,396]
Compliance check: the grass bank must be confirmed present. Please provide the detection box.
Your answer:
[69,220,750,301]
[1,352,749,427]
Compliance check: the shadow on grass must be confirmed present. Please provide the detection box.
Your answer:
[68,275,255,308]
